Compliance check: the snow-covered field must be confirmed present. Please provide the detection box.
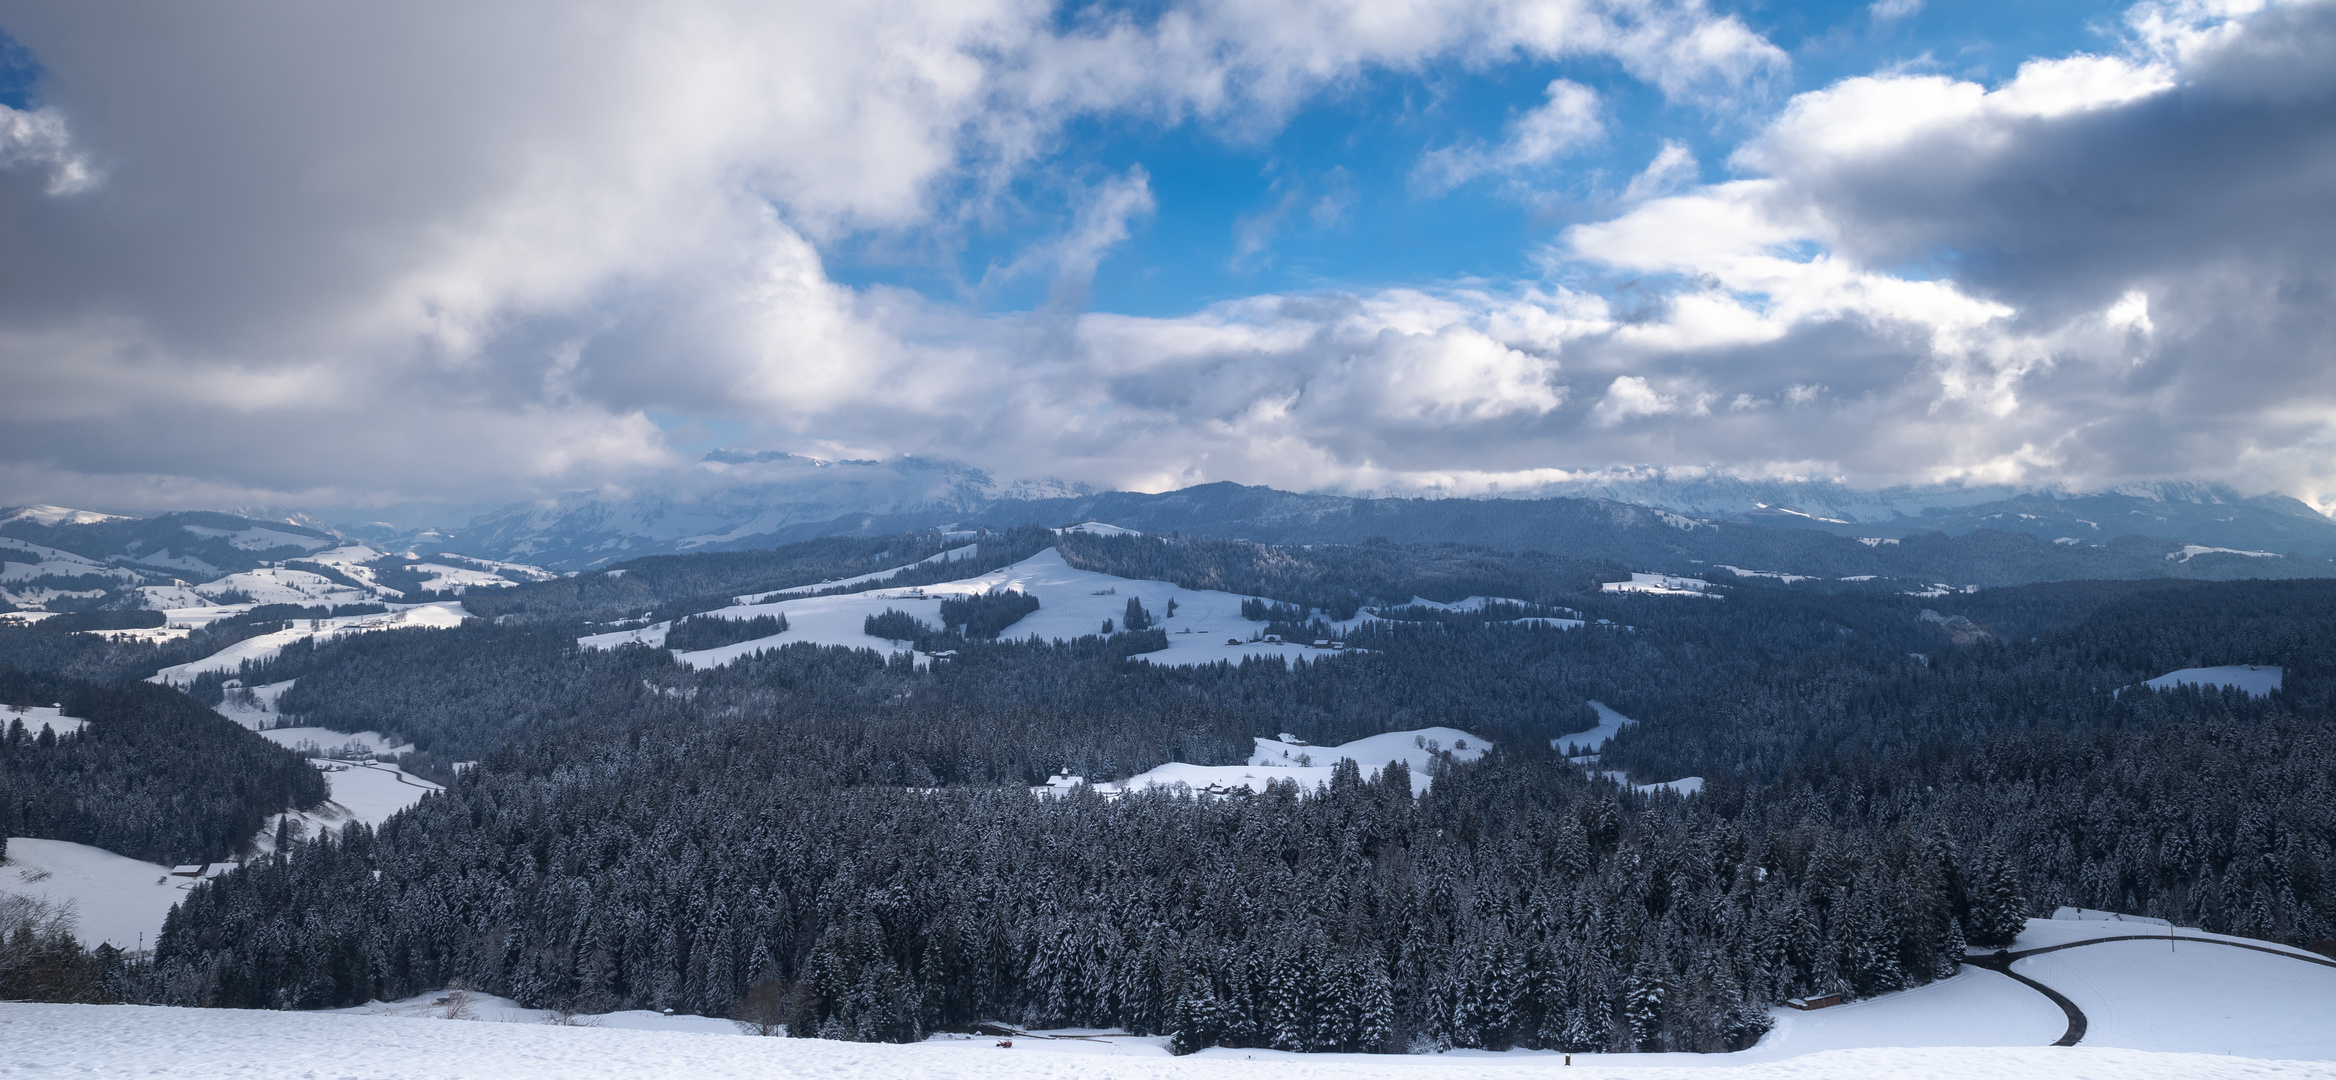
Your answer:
[149,601,469,683]
[0,536,139,584]
[209,676,292,725]
[2167,545,2279,563]
[1742,967,2065,1056]
[209,673,440,848]
[1542,703,1702,795]
[260,726,414,757]
[3,759,442,946]
[586,548,1387,670]
[322,763,440,824]
[1604,771,1705,796]
[2016,939,2334,1059]
[142,564,374,608]
[1,837,187,950]
[0,1003,2326,1080]
[738,543,982,603]
[215,677,416,759]
[1087,728,1492,798]
[2,704,85,738]
[1716,566,1812,584]
[181,523,334,553]
[123,545,549,609]
[592,548,1595,674]
[3,672,441,951]
[2,879,2331,1076]
[1602,573,1721,599]
[0,504,128,527]
[2140,666,2283,697]
[0,536,140,609]
[1553,701,1636,757]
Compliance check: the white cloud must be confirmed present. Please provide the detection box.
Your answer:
[1531,0,2336,493]
[0,0,2331,513]
[2105,290,2154,335]
[1416,79,1603,192]
[989,167,1156,304]
[0,104,96,195]
[1621,140,1699,201]
[1592,376,1677,425]
[0,0,1791,508]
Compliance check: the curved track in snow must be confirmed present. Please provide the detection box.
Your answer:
[1964,934,2336,1047]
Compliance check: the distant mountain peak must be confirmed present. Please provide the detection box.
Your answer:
[0,504,133,527]
[441,454,1094,569]
[701,449,796,465]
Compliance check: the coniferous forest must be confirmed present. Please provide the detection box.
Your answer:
[0,529,2331,1053]
[1,670,327,866]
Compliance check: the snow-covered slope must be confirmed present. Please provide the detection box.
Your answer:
[0,1004,2324,1080]
[0,505,131,527]
[2,705,86,738]
[2,838,189,950]
[735,543,981,603]
[248,761,443,857]
[220,680,411,760]
[178,523,335,553]
[1472,474,2336,556]
[1553,701,1635,757]
[2015,938,2334,1058]
[161,565,373,607]
[1603,572,1720,598]
[1743,967,2065,1056]
[150,602,470,684]
[3,756,440,950]
[0,536,143,609]
[1062,521,1142,536]
[583,547,1374,670]
[1092,728,1490,798]
[2141,666,2283,697]
[0,914,2328,1072]
[0,537,138,582]
[1990,917,2336,1060]
[0,509,552,614]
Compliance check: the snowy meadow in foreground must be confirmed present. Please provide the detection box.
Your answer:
[8,916,2332,1079]
[2,1003,2331,1080]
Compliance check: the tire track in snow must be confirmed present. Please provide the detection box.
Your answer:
[1965,933,2336,1047]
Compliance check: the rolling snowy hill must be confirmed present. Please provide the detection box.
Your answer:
[579,546,1542,670]
[148,602,471,684]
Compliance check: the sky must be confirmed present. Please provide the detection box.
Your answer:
[0,0,2332,521]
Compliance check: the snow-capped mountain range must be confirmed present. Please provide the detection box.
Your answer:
[1473,473,2336,554]
[433,452,1093,569]
[411,458,2336,570]
[7,456,2336,603]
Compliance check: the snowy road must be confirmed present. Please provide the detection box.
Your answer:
[2,1004,2330,1080]
[2002,936,2336,1059]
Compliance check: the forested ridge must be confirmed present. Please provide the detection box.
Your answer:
[0,601,389,685]
[1,668,327,865]
[147,706,2330,1049]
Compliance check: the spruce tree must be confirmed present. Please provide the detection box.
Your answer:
[1964,844,2027,948]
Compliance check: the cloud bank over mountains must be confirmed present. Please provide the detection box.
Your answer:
[0,0,2331,516]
